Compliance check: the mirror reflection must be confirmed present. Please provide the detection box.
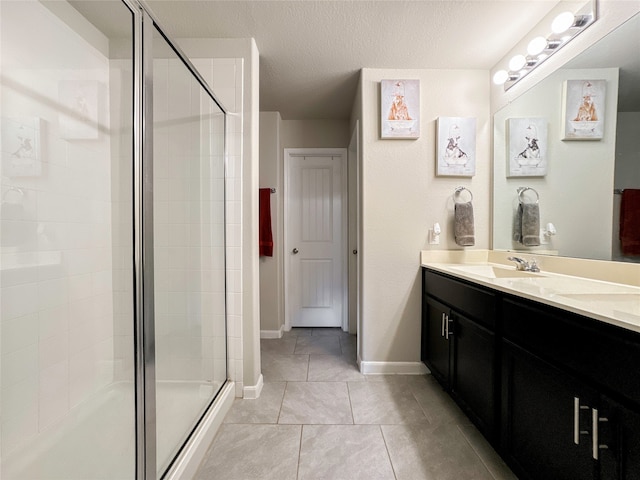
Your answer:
[493,13,640,262]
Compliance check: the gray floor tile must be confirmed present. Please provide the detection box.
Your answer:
[279,382,353,424]
[298,425,395,479]
[294,335,342,355]
[307,354,365,382]
[381,423,494,480]
[223,382,286,424]
[261,352,309,382]
[348,381,429,425]
[458,424,519,480]
[411,375,472,426]
[311,327,349,337]
[260,336,298,354]
[195,424,301,480]
[284,327,314,337]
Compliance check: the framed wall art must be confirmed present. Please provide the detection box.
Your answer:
[436,116,476,176]
[507,117,548,177]
[1,117,42,177]
[380,79,419,139]
[561,79,606,140]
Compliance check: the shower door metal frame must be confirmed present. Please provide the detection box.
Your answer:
[126,0,230,478]
[128,2,158,478]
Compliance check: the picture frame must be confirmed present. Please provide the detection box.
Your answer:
[507,117,548,177]
[59,80,99,140]
[436,116,476,176]
[561,79,606,140]
[380,79,419,139]
[1,117,43,177]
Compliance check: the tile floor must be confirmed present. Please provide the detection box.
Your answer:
[195,328,518,480]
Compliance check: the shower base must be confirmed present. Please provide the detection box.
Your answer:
[2,380,225,479]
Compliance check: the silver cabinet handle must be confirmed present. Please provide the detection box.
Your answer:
[292,248,299,254]
[441,313,446,337]
[445,314,451,340]
[574,397,590,444]
[592,408,609,460]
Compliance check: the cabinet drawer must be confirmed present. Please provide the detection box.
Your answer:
[424,269,496,328]
[502,296,640,408]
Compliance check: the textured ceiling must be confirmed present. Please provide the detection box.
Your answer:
[72,0,564,119]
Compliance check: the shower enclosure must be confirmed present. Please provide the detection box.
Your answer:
[0,0,228,478]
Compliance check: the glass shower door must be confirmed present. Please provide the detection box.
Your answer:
[0,0,136,478]
[152,27,227,474]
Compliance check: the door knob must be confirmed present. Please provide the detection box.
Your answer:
[353,250,358,254]
[292,248,299,254]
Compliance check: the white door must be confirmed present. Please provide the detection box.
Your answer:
[285,149,346,328]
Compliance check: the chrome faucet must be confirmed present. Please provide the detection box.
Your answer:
[507,256,540,272]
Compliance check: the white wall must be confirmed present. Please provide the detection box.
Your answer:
[257,117,350,336]
[612,111,640,261]
[258,112,282,335]
[493,67,619,261]
[614,112,640,189]
[358,68,490,368]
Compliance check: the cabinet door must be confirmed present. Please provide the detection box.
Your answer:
[452,312,496,440]
[598,396,640,480]
[423,296,451,384]
[502,341,597,480]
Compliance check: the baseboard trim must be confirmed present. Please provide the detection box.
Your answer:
[243,373,264,399]
[260,326,284,339]
[359,361,430,375]
[164,381,235,480]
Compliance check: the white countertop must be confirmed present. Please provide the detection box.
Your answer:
[422,261,640,334]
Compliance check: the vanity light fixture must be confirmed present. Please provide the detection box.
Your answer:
[493,1,597,90]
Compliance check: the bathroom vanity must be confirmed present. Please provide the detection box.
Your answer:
[421,257,640,480]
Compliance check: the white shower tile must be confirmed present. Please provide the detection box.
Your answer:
[1,283,39,319]
[1,313,38,355]
[1,344,38,387]
[1,376,38,452]
[38,360,69,430]
[38,332,68,370]
[68,273,92,300]
[38,304,69,341]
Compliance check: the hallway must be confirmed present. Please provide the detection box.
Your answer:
[195,328,517,479]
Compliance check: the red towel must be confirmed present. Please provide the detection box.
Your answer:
[259,188,274,256]
[620,189,640,256]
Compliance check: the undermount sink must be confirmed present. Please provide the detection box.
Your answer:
[448,264,545,279]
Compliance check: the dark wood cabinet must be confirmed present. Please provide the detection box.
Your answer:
[421,266,640,480]
[597,395,640,480]
[422,269,497,441]
[453,312,496,440]
[501,341,598,480]
[422,296,451,384]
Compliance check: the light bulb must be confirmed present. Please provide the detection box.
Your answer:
[552,11,575,33]
[509,54,527,72]
[527,36,547,56]
[493,70,509,85]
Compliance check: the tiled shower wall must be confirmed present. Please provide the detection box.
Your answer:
[192,57,245,397]
[1,2,116,454]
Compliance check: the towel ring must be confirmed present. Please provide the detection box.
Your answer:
[517,187,539,204]
[454,186,473,204]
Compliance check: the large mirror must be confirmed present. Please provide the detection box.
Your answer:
[493,13,639,262]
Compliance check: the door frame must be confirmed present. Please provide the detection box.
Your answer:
[283,148,348,331]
